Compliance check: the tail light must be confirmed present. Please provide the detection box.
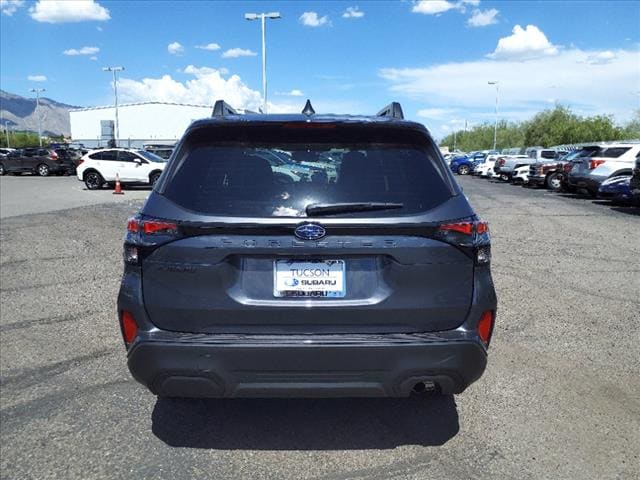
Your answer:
[77,159,84,166]
[589,159,606,169]
[124,216,180,265]
[120,310,139,345]
[477,310,495,346]
[49,151,59,161]
[437,218,491,265]
[498,158,506,166]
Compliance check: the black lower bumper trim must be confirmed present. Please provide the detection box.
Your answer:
[127,335,488,398]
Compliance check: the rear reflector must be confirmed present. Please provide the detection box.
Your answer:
[121,310,138,344]
[477,310,495,346]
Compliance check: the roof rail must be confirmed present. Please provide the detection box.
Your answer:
[377,102,404,120]
[212,100,237,117]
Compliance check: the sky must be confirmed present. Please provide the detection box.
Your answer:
[1,0,639,139]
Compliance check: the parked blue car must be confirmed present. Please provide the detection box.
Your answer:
[597,175,633,203]
[450,151,486,175]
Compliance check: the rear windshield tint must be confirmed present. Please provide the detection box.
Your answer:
[162,124,453,217]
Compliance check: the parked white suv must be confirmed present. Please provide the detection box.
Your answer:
[76,148,167,190]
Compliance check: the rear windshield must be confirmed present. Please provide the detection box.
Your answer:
[162,124,453,217]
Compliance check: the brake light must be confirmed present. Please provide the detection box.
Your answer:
[477,310,495,346]
[498,158,506,166]
[143,220,177,235]
[120,310,139,344]
[49,151,59,161]
[589,159,606,169]
[437,219,491,265]
[126,217,177,235]
[77,159,84,166]
[439,222,473,235]
[439,220,488,236]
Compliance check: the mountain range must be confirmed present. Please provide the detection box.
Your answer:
[0,90,80,137]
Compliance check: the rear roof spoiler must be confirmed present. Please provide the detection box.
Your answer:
[212,100,237,117]
[376,102,404,120]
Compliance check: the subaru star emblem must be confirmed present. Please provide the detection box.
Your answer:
[294,223,326,240]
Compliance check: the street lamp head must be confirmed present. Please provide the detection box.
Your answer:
[244,13,258,20]
[488,80,498,85]
[102,66,125,72]
[265,12,281,19]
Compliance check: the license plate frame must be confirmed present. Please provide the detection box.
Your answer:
[273,259,346,298]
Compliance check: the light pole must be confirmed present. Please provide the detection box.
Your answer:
[29,88,45,147]
[102,66,124,146]
[488,81,499,151]
[244,11,281,114]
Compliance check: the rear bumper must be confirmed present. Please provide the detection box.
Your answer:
[568,174,603,193]
[127,332,488,398]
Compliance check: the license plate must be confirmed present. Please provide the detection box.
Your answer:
[274,260,345,298]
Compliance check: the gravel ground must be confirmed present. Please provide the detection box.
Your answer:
[1,176,639,480]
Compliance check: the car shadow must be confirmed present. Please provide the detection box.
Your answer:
[592,200,640,216]
[151,395,459,450]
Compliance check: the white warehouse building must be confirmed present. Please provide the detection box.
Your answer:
[69,102,214,148]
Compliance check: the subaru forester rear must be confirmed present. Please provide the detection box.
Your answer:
[117,101,497,398]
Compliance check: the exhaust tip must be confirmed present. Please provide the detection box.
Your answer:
[411,380,437,395]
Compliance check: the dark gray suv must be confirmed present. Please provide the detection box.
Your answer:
[117,101,497,398]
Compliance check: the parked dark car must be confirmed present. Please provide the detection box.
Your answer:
[597,175,633,204]
[529,147,599,191]
[629,151,640,205]
[117,100,497,399]
[0,147,77,176]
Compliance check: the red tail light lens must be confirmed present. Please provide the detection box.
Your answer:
[439,220,488,236]
[498,158,506,166]
[477,310,495,346]
[439,222,473,235]
[143,220,177,235]
[120,310,139,344]
[49,152,59,160]
[589,159,606,169]
[126,217,177,235]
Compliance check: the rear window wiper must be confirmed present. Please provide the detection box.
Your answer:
[305,202,404,216]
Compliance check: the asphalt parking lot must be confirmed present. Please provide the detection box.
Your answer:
[1,175,639,480]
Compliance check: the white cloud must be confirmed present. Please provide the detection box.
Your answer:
[90,56,98,61]
[63,46,100,56]
[299,11,330,27]
[27,74,47,82]
[343,6,364,18]
[29,0,109,23]
[380,48,640,138]
[195,43,221,51]
[467,8,498,27]
[277,89,304,97]
[412,1,457,15]
[583,50,617,65]
[489,24,558,60]
[221,48,257,58]
[1,0,24,16]
[115,65,300,113]
[167,42,184,55]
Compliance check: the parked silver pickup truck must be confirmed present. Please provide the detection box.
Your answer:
[494,149,565,181]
